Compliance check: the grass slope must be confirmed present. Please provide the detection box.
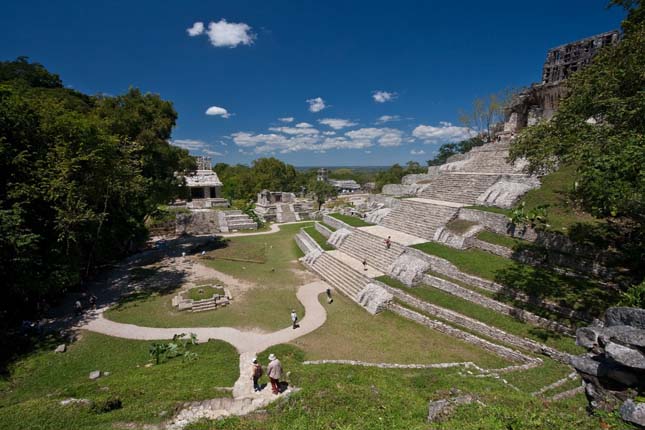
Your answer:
[302,226,334,251]
[329,213,374,227]
[0,332,239,430]
[106,223,312,331]
[291,293,508,368]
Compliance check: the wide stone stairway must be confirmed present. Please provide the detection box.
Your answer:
[305,252,372,302]
[417,173,502,205]
[276,203,298,223]
[440,143,522,175]
[337,228,405,272]
[223,211,257,232]
[379,199,460,240]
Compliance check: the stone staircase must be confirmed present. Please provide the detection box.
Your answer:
[417,173,501,205]
[337,229,405,272]
[440,143,522,175]
[223,210,257,231]
[379,200,459,240]
[305,252,372,302]
[276,204,298,223]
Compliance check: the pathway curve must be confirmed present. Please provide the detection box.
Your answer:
[81,280,328,353]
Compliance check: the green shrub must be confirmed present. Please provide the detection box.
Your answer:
[91,396,122,414]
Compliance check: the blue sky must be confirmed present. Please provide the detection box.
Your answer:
[1,0,625,166]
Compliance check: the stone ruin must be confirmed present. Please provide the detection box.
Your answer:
[572,307,645,427]
[172,285,233,313]
[253,189,314,223]
[504,30,620,135]
[183,156,229,209]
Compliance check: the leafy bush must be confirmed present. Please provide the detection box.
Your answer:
[91,396,122,414]
[149,333,198,364]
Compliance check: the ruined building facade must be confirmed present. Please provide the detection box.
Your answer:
[504,30,620,134]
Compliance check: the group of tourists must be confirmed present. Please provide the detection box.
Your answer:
[251,353,283,394]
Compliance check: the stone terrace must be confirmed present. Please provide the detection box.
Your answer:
[336,228,406,272]
[417,173,503,205]
[379,199,460,240]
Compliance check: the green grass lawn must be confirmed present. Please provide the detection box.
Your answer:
[291,293,508,368]
[186,285,226,301]
[464,205,512,216]
[329,213,374,227]
[187,343,621,430]
[376,276,583,355]
[411,241,617,317]
[105,223,313,331]
[303,226,334,251]
[319,222,336,232]
[0,331,239,430]
[207,240,267,263]
[476,230,531,249]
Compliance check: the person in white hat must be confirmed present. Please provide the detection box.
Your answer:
[267,353,283,394]
[251,357,263,392]
[290,310,298,329]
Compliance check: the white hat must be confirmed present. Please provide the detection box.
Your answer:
[268,353,276,361]
[251,357,257,363]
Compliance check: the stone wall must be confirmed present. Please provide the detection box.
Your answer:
[422,274,573,335]
[457,208,538,241]
[314,222,333,239]
[367,194,402,209]
[295,229,323,255]
[388,303,538,364]
[322,214,355,231]
[572,307,645,427]
[476,176,540,209]
[382,283,569,362]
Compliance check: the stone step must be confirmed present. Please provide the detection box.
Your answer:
[379,200,458,240]
[307,253,371,301]
[337,229,406,273]
[418,173,501,205]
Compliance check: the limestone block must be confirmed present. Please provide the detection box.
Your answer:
[605,342,645,369]
[357,283,393,315]
[476,177,540,209]
[604,326,645,348]
[89,370,101,380]
[327,228,351,248]
[576,326,604,349]
[427,395,475,422]
[605,308,645,329]
[382,184,414,196]
[388,252,432,286]
[433,227,469,249]
[620,399,645,427]
[365,208,391,224]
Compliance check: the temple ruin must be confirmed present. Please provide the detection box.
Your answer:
[504,30,620,134]
[184,156,228,209]
[254,190,314,223]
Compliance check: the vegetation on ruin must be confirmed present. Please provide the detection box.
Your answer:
[328,213,374,227]
[411,241,617,318]
[374,161,426,191]
[376,276,582,355]
[476,230,531,249]
[0,332,239,430]
[510,0,645,297]
[445,219,479,234]
[186,286,226,301]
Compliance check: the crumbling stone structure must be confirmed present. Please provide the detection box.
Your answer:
[183,156,228,209]
[254,190,314,222]
[572,307,645,427]
[504,30,620,134]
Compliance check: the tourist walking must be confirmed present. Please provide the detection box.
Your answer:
[251,357,263,392]
[326,287,333,304]
[267,353,283,395]
[362,258,368,271]
[385,236,391,250]
[291,309,298,329]
[88,294,97,310]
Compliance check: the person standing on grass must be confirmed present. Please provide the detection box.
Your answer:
[385,236,391,250]
[291,309,298,329]
[267,353,283,395]
[326,287,333,304]
[251,357,263,392]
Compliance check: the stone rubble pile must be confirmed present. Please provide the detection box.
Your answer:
[571,307,645,427]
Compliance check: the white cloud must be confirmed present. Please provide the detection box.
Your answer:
[205,106,231,118]
[230,126,404,154]
[268,126,319,135]
[306,97,326,113]
[323,131,336,136]
[372,90,397,103]
[278,117,294,123]
[295,122,313,128]
[346,127,403,147]
[412,122,474,144]
[187,22,205,36]
[376,115,401,124]
[410,149,426,155]
[318,118,358,130]
[203,149,224,156]
[205,19,254,48]
[170,139,206,151]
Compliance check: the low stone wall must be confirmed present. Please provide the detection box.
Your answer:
[388,303,538,364]
[314,222,333,239]
[176,211,222,235]
[457,208,538,241]
[322,214,355,231]
[367,194,402,209]
[471,238,514,258]
[382,283,570,362]
[295,229,323,255]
